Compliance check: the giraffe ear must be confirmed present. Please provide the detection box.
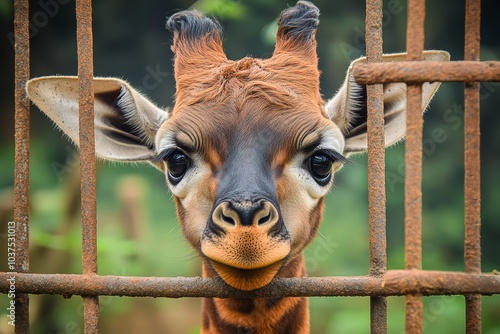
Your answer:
[26,76,168,168]
[325,50,450,155]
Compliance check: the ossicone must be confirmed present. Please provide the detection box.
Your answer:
[166,10,226,62]
[166,10,227,96]
[275,1,320,55]
[166,10,222,42]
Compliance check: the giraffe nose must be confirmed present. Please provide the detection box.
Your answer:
[212,200,279,229]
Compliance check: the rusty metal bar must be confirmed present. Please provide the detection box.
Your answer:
[405,0,425,332]
[464,0,482,333]
[13,0,30,332]
[1,271,499,298]
[76,0,99,332]
[353,61,500,84]
[77,0,97,278]
[365,0,387,332]
[365,0,385,281]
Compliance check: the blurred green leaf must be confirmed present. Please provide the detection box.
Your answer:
[0,0,12,20]
[191,0,246,19]
[260,18,278,46]
[98,236,139,257]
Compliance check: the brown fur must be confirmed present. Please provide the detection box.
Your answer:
[202,256,309,334]
[169,14,323,117]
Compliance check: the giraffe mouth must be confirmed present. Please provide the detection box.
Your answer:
[201,224,291,290]
[209,259,283,291]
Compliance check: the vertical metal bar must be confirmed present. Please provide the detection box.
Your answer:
[365,0,387,332]
[13,0,30,332]
[405,0,425,333]
[464,0,482,333]
[76,0,99,332]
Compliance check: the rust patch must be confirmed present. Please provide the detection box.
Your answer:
[370,296,387,334]
[405,294,422,334]
[1,271,499,298]
[365,0,388,331]
[465,294,481,334]
[76,0,97,276]
[405,0,425,332]
[13,0,30,332]
[84,296,100,334]
[76,0,100,332]
[353,61,500,85]
[365,0,386,277]
[14,0,30,277]
[464,0,482,333]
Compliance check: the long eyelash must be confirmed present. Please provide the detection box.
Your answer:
[153,148,178,163]
[319,149,349,165]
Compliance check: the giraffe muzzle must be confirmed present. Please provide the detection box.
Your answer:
[201,199,291,290]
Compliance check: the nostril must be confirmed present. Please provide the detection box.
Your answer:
[257,212,271,225]
[212,203,238,229]
[213,200,279,228]
[221,213,235,226]
[254,202,279,227]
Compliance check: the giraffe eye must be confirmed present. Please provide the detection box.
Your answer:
[165,150,191,184]
[306,153,333,185]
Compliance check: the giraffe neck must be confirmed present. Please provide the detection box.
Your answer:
[201,255,309,334]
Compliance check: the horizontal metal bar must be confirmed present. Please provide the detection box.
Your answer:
[1,270,499,298]
[353,61,500,84]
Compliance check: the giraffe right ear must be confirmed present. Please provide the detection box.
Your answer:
[325,50,450,155]
[26,76,168,166]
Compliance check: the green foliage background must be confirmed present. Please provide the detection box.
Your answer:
[0,0,499,333]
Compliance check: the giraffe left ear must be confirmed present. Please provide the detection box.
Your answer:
[326,50,450,155]
[27,76,168,168]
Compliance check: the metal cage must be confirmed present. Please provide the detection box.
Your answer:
[3,0,500,333]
